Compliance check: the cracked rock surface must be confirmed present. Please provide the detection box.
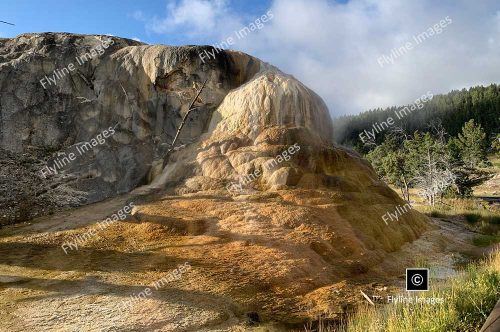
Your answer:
[0,33,260,224]
[0,33,438,330]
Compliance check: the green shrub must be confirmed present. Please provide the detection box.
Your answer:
[473,235,500,247]
[452,265,500,330]
[484,215,500,225]
[430,211,443,218]
[344,253,500,332]
[465,213,481,224]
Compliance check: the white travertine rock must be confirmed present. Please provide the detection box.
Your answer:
[208,69,333,143]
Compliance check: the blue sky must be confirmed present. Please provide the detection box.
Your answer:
[1,0,499,117]
[0,0,272,44]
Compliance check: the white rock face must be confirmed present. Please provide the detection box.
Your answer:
[0,34,433,332]
[208,69,333,143]
[0,33,261,223]
[0,32,400,227]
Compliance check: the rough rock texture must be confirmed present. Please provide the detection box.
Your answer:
[0,33,432,329]
[0,33,259,224]
[0,32,374,225]
[0,148,86,221]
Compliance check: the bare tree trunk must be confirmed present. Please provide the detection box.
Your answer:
[401,174,410,202]
[427,148,434,206]
[162,78,208,167]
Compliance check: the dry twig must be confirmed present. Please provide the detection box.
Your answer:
[162,78,208,165]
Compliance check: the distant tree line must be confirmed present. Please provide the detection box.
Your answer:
[365,120,495,205]
[333,84,500,154]
[332,84,499,205]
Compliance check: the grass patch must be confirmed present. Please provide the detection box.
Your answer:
[430,210,446,218]
[484,214,500,224]
[463,211,500,225]
[415,198,500,236]
[412,256,431,268]
[473,235,500,247]
[465,213,481,224]
[342,253,500,332]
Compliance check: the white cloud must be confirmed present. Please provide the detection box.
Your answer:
[131,10,146,21]
[140,0,500,117]
[146,0,241,39]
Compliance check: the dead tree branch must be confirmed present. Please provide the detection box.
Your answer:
[76,96,95,104]
[162,78,208,164]
[119,82,129,102]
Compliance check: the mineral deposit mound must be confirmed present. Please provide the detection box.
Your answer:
[0,33,431,330]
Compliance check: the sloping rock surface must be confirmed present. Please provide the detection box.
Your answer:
[0,33,430,329]
[0,33,259,223]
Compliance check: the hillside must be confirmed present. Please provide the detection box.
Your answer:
[0,33,492,331]
[333,85,500,151]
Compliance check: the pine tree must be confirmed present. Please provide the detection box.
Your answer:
[333,84,500,150]
[456,120,488,168]
[366,133,414,202]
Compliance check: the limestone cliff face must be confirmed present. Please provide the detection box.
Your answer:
[0,33,259,223]
[208,70,333,142]
[0,33,332,222]
[0,33,432,324]
[0,32,428,256]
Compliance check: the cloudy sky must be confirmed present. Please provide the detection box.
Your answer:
[1,0,499,117]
